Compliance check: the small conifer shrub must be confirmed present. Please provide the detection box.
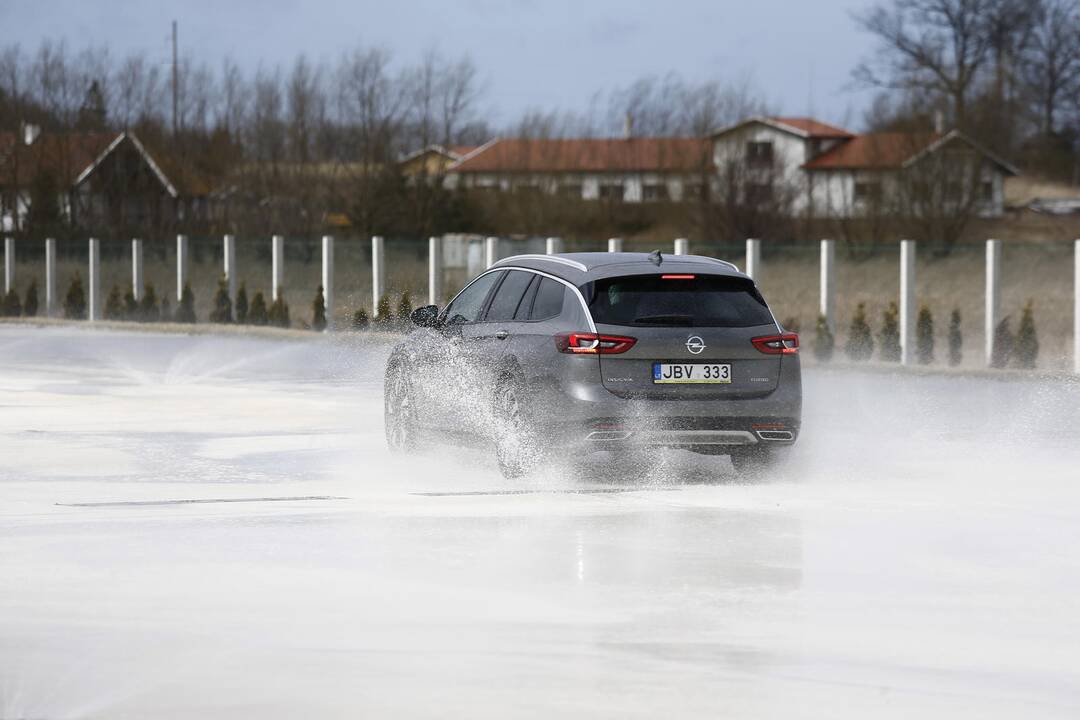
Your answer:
[396,290,413,327]
[160,295,172,322]
[268,293,290,328]
[878,302,901,362]
[123,286,137,319]
[1014,300,1039,369]
[845,303,874,361]
[1,289,21,317]
[103,285,124,320]
[312,285,327,331]
[990,317,1014,369]
[210,277,233,323]
[948,309,962,367]
[23,280,39,317]
[352,308,370,330]
[235,283,249,324]
[248,291,269,325]
[916,305,934,365]
[813,314,834,362]
[175,283,196,324]
[138,284,160,322]
[64,274,87,320]
[375,294,393,326]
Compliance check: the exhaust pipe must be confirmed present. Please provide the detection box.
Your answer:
[756,429,794,441]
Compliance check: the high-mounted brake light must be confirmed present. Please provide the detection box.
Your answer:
[661,274,696,280]
[751,333,799,355]
[555,332,637,355]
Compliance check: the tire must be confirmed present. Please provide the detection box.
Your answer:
[492,378,542,479]
[384,362,417,453]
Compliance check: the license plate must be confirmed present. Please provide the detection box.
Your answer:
[653,363,732,384]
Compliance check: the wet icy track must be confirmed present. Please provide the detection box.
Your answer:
[2,327,1080,719]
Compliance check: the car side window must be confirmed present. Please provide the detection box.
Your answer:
[514,275,540,320]
[443,271,503,325]
[484,270,534,322]
[530,277,565,321]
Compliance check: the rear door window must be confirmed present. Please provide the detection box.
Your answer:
[585,274,773,327]
[530,278,565,320]
[513,275,540,320]
[484,270,534,322]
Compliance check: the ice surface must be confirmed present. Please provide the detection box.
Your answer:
[2,326,1079,718]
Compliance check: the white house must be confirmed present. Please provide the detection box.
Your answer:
[709,116,1017,218]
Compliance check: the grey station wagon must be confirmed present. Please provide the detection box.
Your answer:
[384,252,801,478]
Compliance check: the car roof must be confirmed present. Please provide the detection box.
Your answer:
[490,252,745,283]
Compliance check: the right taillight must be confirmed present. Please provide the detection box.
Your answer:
[751,333,799,355]
[555,332,637,354]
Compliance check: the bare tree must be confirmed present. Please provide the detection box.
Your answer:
[1021,0,1080,135]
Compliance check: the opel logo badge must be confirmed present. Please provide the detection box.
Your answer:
[686,335,706,354]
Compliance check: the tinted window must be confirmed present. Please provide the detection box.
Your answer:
[514,275,540,320]
[585,274,773,328]
[485,270,533,322]
[530,278,565,320]
[444,271,503,325]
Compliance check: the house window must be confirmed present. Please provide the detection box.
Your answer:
[642,183,669,201]
[599,183,624,201]
[745,182,773,205]
[746,141,774,167]
[980,181,994,203]
[854,181,882,203]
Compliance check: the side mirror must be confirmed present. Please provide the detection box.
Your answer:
[411,305,440,328]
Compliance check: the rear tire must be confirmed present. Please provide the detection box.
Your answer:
[384,362,417,453]
[492,379,542,479]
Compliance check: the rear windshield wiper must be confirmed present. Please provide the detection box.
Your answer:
[632,314,694,325]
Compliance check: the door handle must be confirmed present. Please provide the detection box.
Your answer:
[494,330,510,340]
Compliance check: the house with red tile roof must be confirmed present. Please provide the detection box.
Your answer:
[0,127,207,233]
[445,136,714,202]
[710,117,1017,218]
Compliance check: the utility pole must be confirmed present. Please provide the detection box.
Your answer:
[171,20,178,139]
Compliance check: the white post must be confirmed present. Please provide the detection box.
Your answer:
[485,236,499,268]
[985,239,1001,366]
[545,237,562,255]
[88,237,101,321]
[271,234,284,301]
[673,238,689,256]
[176,234,189,302]
[607,237,623,253]
[745,238,761,280]
[900,239,916,365]
[820,239,835,333]
[3,237,13,294]
[131,239,144,301]
[428,236,442,307]
[223,234,237,301]
[322,235,334,331]
[45,238,57,317]
[1074,240,1079,374]
[371,235,385,316]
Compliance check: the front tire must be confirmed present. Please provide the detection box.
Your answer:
[384,362,417,453]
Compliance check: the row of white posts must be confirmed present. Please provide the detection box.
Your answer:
[4,234,1080,372]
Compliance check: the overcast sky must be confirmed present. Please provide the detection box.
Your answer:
[3,0,880,130]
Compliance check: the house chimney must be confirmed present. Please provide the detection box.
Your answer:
[933,110,945,135]
[623,113,633,140]
[22,123,40,146]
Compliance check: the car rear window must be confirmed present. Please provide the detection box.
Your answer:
[583,274,774,328]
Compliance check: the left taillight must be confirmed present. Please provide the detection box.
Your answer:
[751,333,799,355]
[555,332,637,354]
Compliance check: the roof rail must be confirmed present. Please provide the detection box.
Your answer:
[494,254,589,272]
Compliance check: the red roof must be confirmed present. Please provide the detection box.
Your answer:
[450,137,712,174]
[769,117,853,138]
[804,133,941,170]
[450,145,478,158]
[0,132,115,187]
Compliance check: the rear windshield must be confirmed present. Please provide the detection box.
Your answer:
[583,274,774,328]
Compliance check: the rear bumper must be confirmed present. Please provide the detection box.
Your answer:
[527,368,802,451]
